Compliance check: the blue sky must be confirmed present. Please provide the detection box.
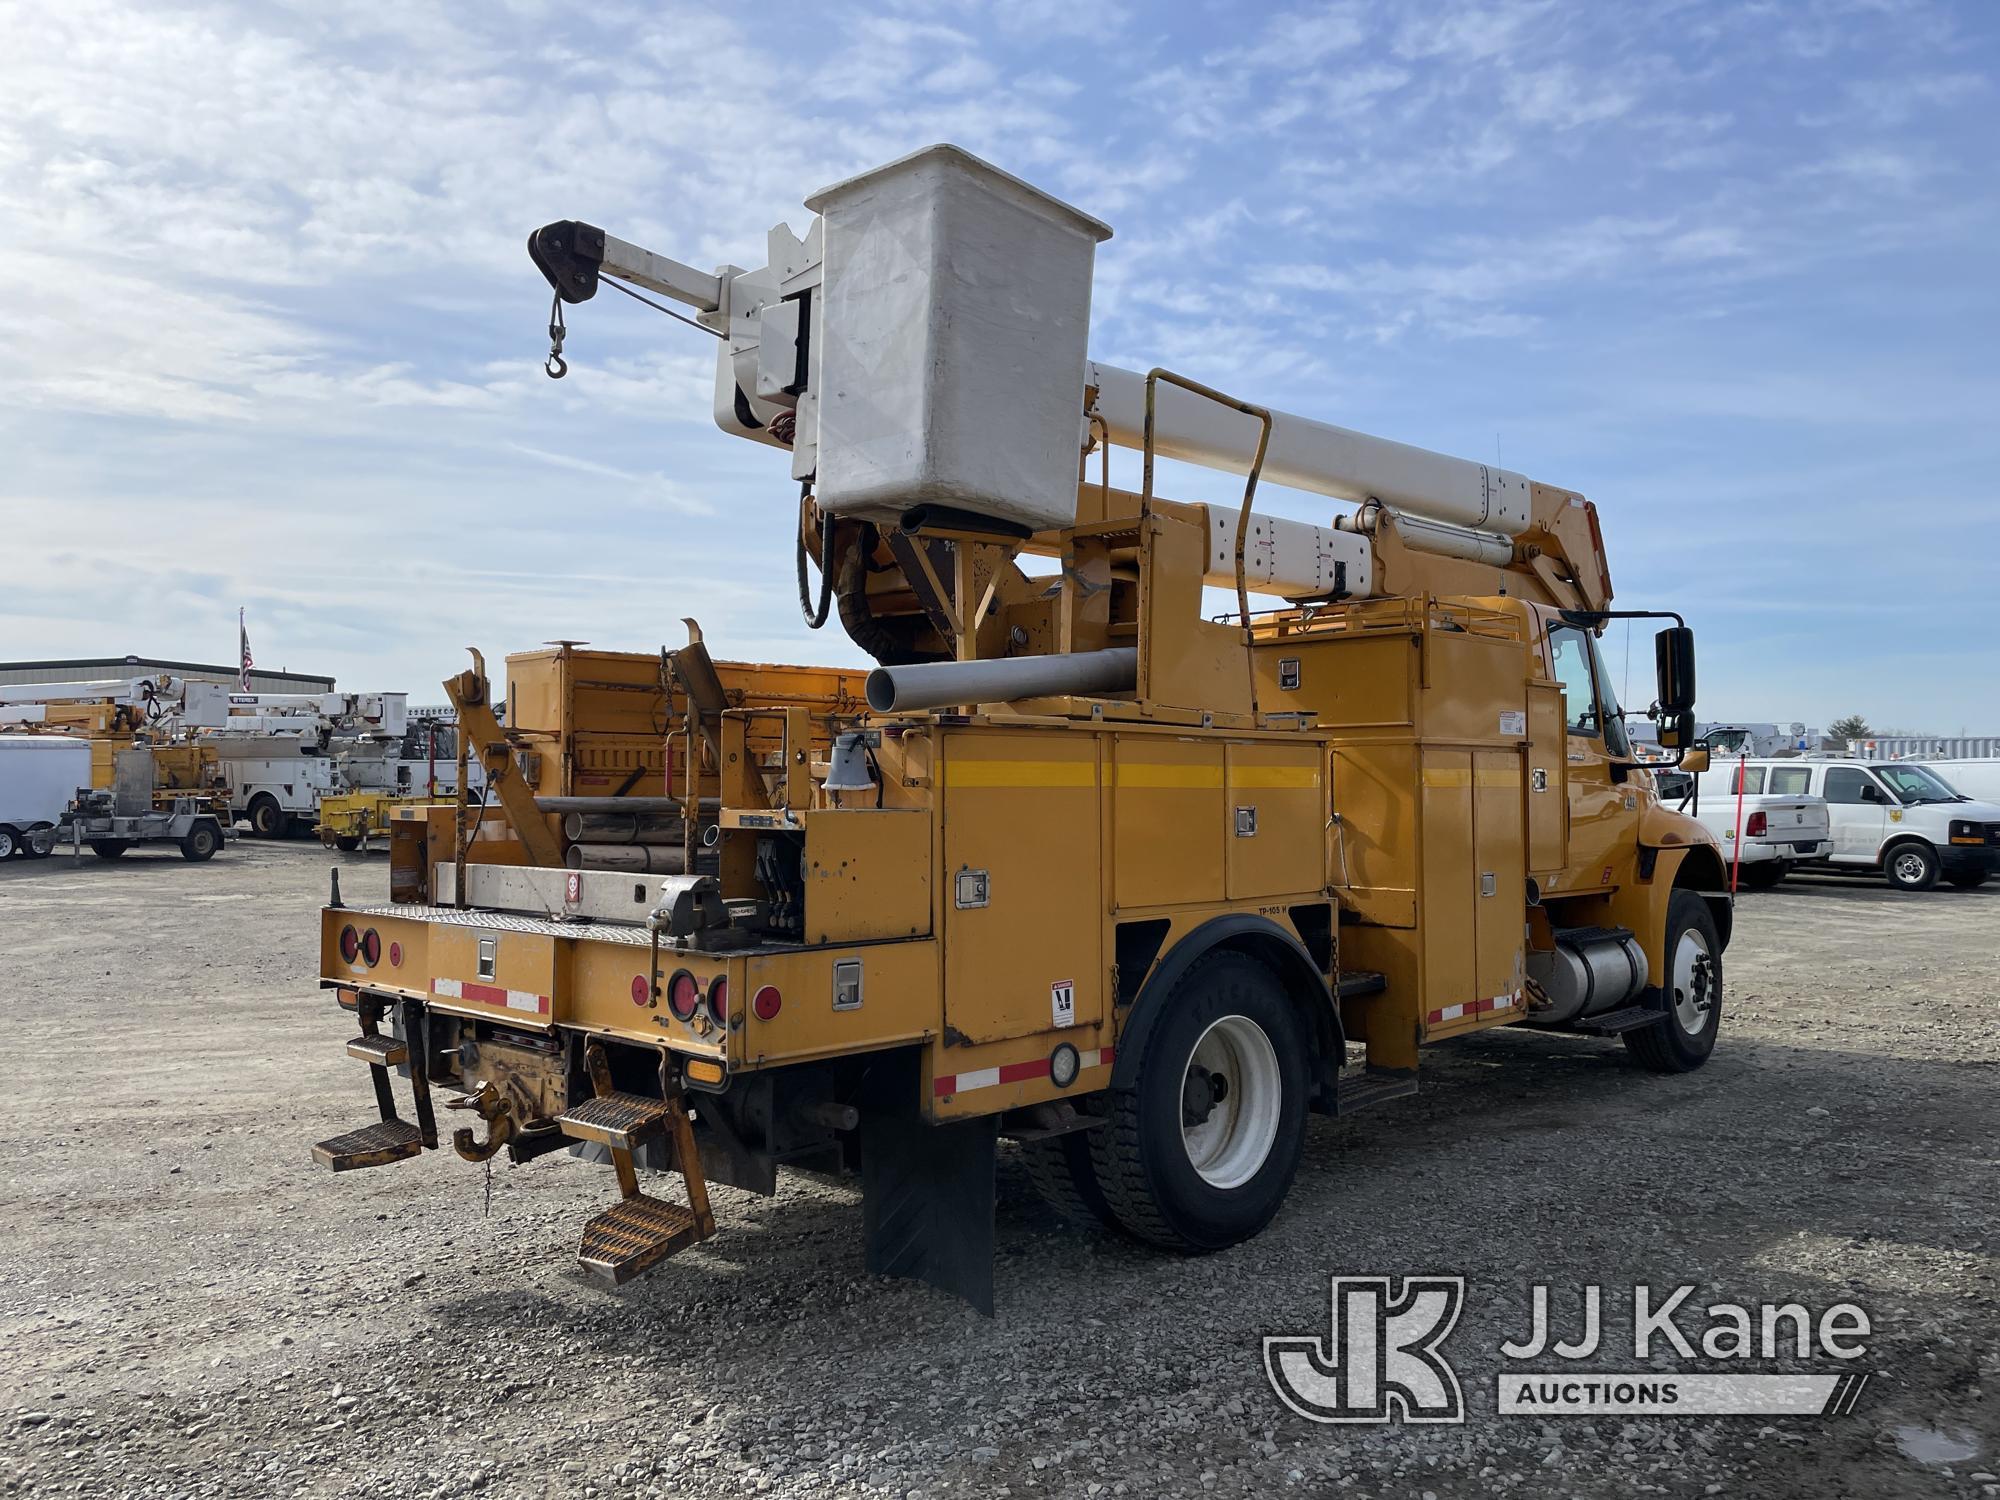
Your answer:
[3,0,1995,732]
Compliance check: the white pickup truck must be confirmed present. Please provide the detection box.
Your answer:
[1687,760,1833,888]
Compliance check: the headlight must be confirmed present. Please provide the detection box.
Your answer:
[1949,819,1984,844]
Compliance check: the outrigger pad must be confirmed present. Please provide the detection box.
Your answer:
[861,1114,997,1316]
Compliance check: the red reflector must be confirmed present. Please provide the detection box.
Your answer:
[667,970,700,1020]
[361,929,382,966]
[338,924,359,963]
[1745,812,1767,837]
[752,984,782,1021]
[706,975,728,1023]
[631,974,651,1007]
[388,941,403,968]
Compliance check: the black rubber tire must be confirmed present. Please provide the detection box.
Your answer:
[0,826,17,860]
[1883,841,1939,892]
[179,823,221,862]
[24,829,55,858]
[90,840,131,859]
[246,796,285,839]
[1019,1131,1121,1231]
[1624,890,1723,1074]
[1945,869,1989,889]
[334,835,362,852]
[1088,949,1310,1251]
[1737,862,1786,889]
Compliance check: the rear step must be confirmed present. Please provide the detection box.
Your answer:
[556,1091,675,1151]
[570,1042,717,1286]
[313,1118,423,1170]
[1572,1005,1666,1036]
[314,997,437,1170]
[346,1033,408,1066]
[579,1196,704,1285]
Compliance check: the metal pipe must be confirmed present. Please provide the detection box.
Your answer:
[564,843,690,874]
[866,647,1137,714]
[561,811,684,845]
[1090,360,1532,537]
[1379,509,1515,566]
[534,795,717,815]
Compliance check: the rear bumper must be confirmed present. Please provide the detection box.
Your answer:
[1734,838,1830,863]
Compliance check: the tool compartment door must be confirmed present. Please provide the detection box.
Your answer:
[941,731,1103,1044]
[1225,741,1326,899]
[1473,749,1527,1004]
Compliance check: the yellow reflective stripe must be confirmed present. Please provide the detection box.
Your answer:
[942,759,1096,788]
[1227,766,1321,790]
[1115,763,1224,789]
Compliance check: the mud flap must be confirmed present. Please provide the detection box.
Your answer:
[861,1114,997,1316]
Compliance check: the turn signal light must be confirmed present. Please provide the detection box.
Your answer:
[685,1058,726,1086]
[1745,812,1767,837]
[752,985,783,1021]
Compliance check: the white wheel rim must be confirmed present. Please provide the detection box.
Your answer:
[1180,1014,1282,1190]
[1893,851,1926,884]
[1670,927,1716,1036]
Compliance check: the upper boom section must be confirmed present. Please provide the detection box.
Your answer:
[529,143,1611,612]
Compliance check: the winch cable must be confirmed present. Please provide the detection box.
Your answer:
[543,276,724,379]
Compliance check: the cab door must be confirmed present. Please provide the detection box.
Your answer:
[1820,765,1889,863]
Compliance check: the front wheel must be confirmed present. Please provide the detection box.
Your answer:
[1088,950,1309,1251]
[1624,890,1723,1074]
[1885,842,1939,892]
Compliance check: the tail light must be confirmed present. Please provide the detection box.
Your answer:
[706,975,729,1024]
[752,984,783,1021]
[1745,812,1768,837]
[361,929,382,966]
[666,969,701,1020]
[338,924,360,963]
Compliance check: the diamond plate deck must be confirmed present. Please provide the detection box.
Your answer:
[556,1091,674,1149]
[345,1033,408,1066]
[312,1118,422,1171]
[578,1195,701,1284]
[340,904,655,946]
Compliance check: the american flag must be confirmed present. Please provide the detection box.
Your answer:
[238,607,254,691]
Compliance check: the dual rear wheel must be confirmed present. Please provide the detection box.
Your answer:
[1026,950,1308,1251]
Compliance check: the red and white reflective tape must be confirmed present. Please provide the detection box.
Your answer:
[934,1046,1114,1099]
[1426,991,1522,1027]
[432,976,550,1017]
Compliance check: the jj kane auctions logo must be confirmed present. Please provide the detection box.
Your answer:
[1265,1278,1873,1423]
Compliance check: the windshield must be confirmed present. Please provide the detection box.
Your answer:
[1875,764,1964,804]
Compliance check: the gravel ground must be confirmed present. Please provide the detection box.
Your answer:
[1,839,1995,1499]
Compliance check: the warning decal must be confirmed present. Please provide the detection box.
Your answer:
[1051,979,1076,1028]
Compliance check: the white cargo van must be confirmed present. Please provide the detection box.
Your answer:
[1687,761,1832,887]
[1710,757,2000,891]
[1924,759,2000,806]
[0,734,92,859]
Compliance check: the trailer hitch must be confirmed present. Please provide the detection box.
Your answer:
[448,1084,516,1163]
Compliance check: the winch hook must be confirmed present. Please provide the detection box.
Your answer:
[543,292,568,379]
[448,1083,516,1163]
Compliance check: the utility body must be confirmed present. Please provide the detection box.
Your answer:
[314,146,1729,1308]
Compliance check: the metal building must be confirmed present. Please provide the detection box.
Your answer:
[0,656,334,696]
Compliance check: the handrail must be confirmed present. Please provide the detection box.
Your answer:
[1141,368,1274,715]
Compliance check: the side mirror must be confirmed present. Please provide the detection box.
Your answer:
[1657,709,1697,749]
[1679,748,1710,774]
[1654,627,1697,716]
[1860,783,1887,805]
